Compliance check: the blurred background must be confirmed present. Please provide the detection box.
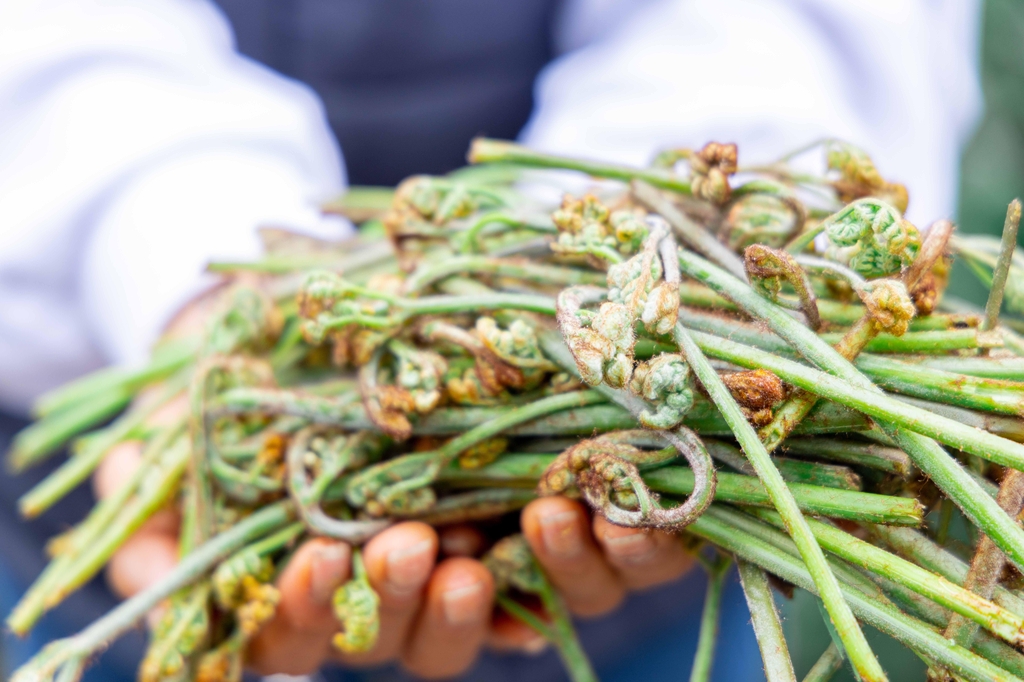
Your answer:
[3,1,1024,681]
[954,0,1024,304]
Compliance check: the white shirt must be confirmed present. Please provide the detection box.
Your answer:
[0,0,981,413]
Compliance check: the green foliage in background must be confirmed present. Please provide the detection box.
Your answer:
[954,0,1024,305]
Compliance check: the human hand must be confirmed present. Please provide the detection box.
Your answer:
[97,439,695,678]
[95,283,695,677]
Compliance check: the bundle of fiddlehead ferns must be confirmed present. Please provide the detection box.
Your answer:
[10,137,1024,682]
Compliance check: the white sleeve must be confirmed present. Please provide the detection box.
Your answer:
[0,0,348,412]
[522,0,983,226]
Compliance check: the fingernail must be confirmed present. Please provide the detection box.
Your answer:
[386,539,435,595]
[310,543,351,605]
[442,582,486,626]
[522,635,549,655]
[603,531,657,564]
[539,510,583,558]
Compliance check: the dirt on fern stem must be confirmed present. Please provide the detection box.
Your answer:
[9,136,1024,682]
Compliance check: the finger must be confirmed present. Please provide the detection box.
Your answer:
[401,558,494,678]
[339,522,438,667]
[163,282,233,338]
[94,389,187,503]
[592,516,695,590]
[248,538,352,675]
[93,441,179,535]
[101,441,179,623]
[521,497,624,617]
[147,393,188,427]
[487,609,549,655]
[93,441,144,499]
[439,524,487,558]
[106,530,178,599]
